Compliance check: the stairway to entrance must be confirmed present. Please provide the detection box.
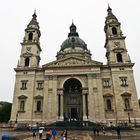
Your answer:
[45,121,101,130]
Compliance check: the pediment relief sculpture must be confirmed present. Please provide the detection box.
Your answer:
[43,57,102,68]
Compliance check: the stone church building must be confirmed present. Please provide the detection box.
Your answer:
[11,6,140,125]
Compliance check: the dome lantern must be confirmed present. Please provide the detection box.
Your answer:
[68,22,79,37]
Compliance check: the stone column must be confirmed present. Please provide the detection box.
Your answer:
[82,88,88,120]
[57,89,64,120]
[60,93,64,120]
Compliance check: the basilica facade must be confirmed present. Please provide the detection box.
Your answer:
[10,7,140,125]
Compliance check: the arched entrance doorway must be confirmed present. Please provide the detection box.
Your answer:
[63,78,83,121]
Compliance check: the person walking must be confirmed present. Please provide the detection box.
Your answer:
[102,126,105,135]
[61,129,67,140]
[39,128,44,139]
[93,127,96,136]
[52,128,57,140]
[116,126,121,139]
[96,127,99,136]
[32,130,36,139]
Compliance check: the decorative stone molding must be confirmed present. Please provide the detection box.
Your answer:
[124,108,133,111]
[48,88,53,92]
[121,92,131,97]
[22,52,32,57]
[34,95,43,99]
[18,95,27,99]
[103,93,113,97]
[48,75,53,80]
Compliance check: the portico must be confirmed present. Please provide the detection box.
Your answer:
[57,78,88,121]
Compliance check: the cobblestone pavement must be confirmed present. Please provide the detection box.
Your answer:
[1,129,140,140]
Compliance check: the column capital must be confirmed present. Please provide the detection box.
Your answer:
[57,88,64,95]
[82,87,88,95]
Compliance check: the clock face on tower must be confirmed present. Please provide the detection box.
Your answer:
[114,41,120,48]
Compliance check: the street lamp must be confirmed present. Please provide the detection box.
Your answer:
[128,112,131,124]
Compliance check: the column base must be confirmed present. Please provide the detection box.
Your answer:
[58,116,64,121]
[83,115,88,121]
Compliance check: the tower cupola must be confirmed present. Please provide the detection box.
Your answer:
[104,6,131,64]
[106,5,118,24]
[17,11,42,68]
[23,11,41,44]
[104,5,123,39]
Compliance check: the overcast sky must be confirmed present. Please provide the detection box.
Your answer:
[0,0,140,102]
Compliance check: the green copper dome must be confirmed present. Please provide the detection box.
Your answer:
[60,22,87,51]
[57,22,91,60]
[61,36,87,50]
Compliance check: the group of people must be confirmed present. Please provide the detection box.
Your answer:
[32,128,44,139]
[93,125,106,136]
[32,128,67,140]
[93,125,121,139]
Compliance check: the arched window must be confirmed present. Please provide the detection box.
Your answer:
[28,32,33,40]
[124,98,130,109]
[107,99,112,110]
[117,53,123,62]
[112,27,117,35]
[36,101,41,111]
[20,100,25,111]
[25,57,30,67]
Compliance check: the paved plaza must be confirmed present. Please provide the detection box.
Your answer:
[1,129,140,140]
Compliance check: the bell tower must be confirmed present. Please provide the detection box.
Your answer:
[104,6,131,64]
[18,11,41,68]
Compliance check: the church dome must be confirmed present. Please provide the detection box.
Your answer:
[61,36,87,50]
[57,22,91,60]
[60,22,87,51]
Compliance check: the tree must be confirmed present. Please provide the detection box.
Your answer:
[0,102,12,122]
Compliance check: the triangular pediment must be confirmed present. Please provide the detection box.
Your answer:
[18,95,28,99]
[121,92,131,97]
[34,95,43,99]
[43,56,102,68]
[103,93,113,97]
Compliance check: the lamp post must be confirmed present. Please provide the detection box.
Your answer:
[15,112,18,123]
[128,112,131,124]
